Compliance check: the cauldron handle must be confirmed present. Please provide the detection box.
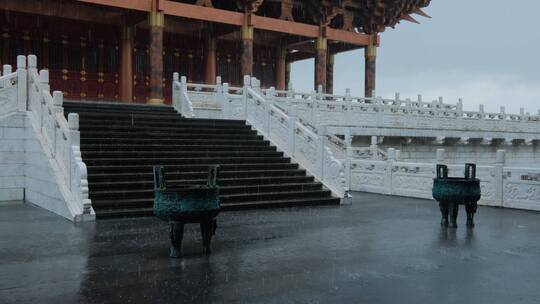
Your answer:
[153,166,166,190]
[465,163,476,179]
[207,165,220,188]
[436,164,448,179]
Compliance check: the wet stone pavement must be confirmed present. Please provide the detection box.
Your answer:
[1,193,540,304]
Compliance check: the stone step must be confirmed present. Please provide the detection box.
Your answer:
[81,144,276,152]
[78,124,255,132]
[78,121,250,131]
[90,183,324,200]
[94,196,340,219]
[81,137,271,146]
[89,176,315,191]
[83,156,292,166]
[81,150,284,159]
[220,190,332,204]
[88,169,306,182]
[86,163,299,174]
[69,111,246,126]
[79,131,262,140]
[64,101,175,112]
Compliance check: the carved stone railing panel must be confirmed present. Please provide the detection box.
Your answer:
[391,162,435,199]
[350,160,387,194]
[503,167,540,211]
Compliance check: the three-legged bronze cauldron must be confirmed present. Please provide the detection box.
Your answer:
[432,164,481,228]
[153,165,220,257]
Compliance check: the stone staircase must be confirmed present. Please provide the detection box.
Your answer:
[63,101,340,218]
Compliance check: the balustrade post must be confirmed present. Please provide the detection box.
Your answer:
[215,76,223,108]
[287,106,298,155]
[345,88,354,124]
[495,149,506,207]
[16,56,27,111]
[3,64,12,76]
[172,72,179,111]
[344,88,352,102]
[27,56,37,112]
[180,76,188,116]
[385,148,396,195]
[242,75,251,120]
[264,87,274,135]
[345,146,353,189]
[479,104,485,119]
[68,113,80,191]
[267,86,276,104]
[370,136,379,160]
[317,125,328,179]
[287,82,294,98]
[52,91,63,156]
[221,82,230,119]
[38,70,50,131]
[309,90,317,124]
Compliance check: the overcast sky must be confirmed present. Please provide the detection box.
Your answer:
[290,0,540,114]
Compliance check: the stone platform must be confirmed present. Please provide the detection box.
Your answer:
[1,193,539,303]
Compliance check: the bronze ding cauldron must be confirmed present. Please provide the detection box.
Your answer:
[432,164,481,228]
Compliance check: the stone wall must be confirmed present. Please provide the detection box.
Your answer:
[0,113,26,202]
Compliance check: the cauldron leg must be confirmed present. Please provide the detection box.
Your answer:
[200,221,214,255]
[169,222,184,258]
[212,219,217,235]
[449,203,458,228]
[466,203,477,228]
[439,202,449,227]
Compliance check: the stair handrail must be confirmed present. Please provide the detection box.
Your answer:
[25,55,93,220]
[172,73,194,118]
[243,77,348,199]
[0,57,26,116]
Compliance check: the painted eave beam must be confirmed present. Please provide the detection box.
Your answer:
[75,0,372,46]
[76,0,152,12]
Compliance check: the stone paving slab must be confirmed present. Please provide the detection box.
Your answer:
[1,192,540,304]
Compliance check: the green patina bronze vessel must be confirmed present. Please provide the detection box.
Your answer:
[153,165,220,258]
[432,164,481,228]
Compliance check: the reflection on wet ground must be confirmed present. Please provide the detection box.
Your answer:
[1,193,540,303]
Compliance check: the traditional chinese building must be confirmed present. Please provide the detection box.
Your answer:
[0,0,431,104]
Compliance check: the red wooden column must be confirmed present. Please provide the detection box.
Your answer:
[205,36,217,84]
[240,15,254,77]
[326,54,334,94]
[364,36,377,97]
[314,29,327,92]
[147,10,164,104]
[275,46,287,90]
[119,25,133,102]
[285,62,291,88]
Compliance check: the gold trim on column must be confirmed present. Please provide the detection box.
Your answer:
[122,26,134,40]
[148,11,165,27]
[328,54,335,64]
[148,98,164,105]
[207,37,216,51]
[316,36,327,50]
[241,24,254,40]
[365,35,377,58]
